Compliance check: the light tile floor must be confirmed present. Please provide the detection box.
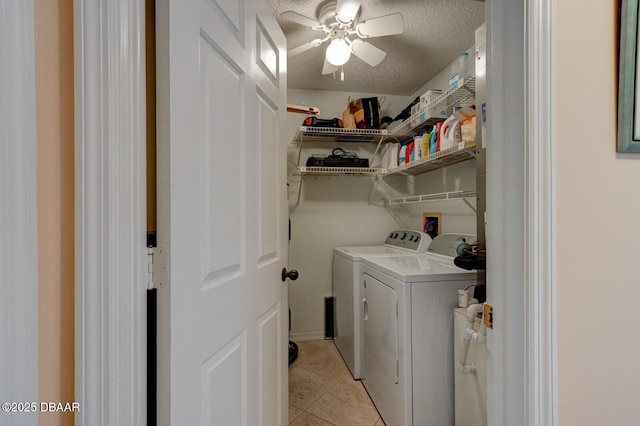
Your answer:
[288,339,384,426]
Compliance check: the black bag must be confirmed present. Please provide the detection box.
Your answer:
[306,148,369,168]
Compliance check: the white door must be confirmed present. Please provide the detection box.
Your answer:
[155,0,289,424]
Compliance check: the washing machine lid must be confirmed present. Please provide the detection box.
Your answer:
[333,229,432,261]
[361,254,476,282]
[333,245,416,261]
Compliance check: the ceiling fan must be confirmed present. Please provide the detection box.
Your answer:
[281,0,404,78]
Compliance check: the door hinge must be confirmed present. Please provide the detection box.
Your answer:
[147,246,168,290]
[147,246,154,290]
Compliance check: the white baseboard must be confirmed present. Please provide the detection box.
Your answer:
[289,331,327,342]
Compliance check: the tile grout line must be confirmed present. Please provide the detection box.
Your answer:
[290,340,383,426]
[288,366,339,421]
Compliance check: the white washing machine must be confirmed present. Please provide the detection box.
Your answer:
[360,233,477,426]
[333,230,432,379]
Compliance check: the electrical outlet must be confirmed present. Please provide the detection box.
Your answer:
[484,303,493,329]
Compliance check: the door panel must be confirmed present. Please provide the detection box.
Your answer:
[256,20,279,86]
[259,305,281,426]
[201,333,246,426]
[156,0,287,424]
[199,35,245,286]
[207,0,243,39]
[256,91,278,266]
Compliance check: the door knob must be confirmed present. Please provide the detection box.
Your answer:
[281,268,299,282]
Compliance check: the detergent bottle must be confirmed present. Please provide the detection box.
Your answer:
[421,132,430,158]
[439,116,461,151]
[435,122,443,152]
[414,135,422,159]
[429,128,438,155]
[407,141,415,163]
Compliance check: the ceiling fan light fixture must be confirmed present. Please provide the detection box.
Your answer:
[326,38,351,66]
[335,0,361,24]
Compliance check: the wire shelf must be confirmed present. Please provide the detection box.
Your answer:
[295,127,389,143]
[386,141,477,176]
[389,76,476,141]
[290,78,477,205]
[294,166,387,176]
[383,190,476,206]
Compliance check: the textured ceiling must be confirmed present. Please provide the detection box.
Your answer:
[266,0,485,96]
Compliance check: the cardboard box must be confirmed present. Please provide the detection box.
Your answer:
[420,89,446,118]
[411,103,427,128]
[461,116,476,143]
[411,103,420,127]
[420,89,442,105]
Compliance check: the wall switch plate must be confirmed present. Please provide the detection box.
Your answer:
[484,303,493,329]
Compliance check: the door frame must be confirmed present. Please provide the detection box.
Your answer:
[484,0,557,425]
[73,1,557,426]
[524,0,557,423]
[74,0,148,424]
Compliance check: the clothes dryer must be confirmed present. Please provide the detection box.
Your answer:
[359,233,477,426]
[332,230,431,379]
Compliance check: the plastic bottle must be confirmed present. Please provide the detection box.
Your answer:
[421,133,430,158]
[448,52,470,89]
[429,129,438,155]
[407,142,415,163]
[414,135,422,159]
[399,145,407,164]
[440,116,461,151]
[435,122,443,152]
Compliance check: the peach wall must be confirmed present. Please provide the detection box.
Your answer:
[556,1,640,424]
[35,0,75,425]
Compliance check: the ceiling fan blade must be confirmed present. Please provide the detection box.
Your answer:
[280,11,323,29]
[322,57,335,75]
[356,13,404,38]
[336,0,361,23]
[288,39,325,57]
[351,39,387,67]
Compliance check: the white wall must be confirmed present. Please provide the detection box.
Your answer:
[408,161,477,234]
[556,1,640,424]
